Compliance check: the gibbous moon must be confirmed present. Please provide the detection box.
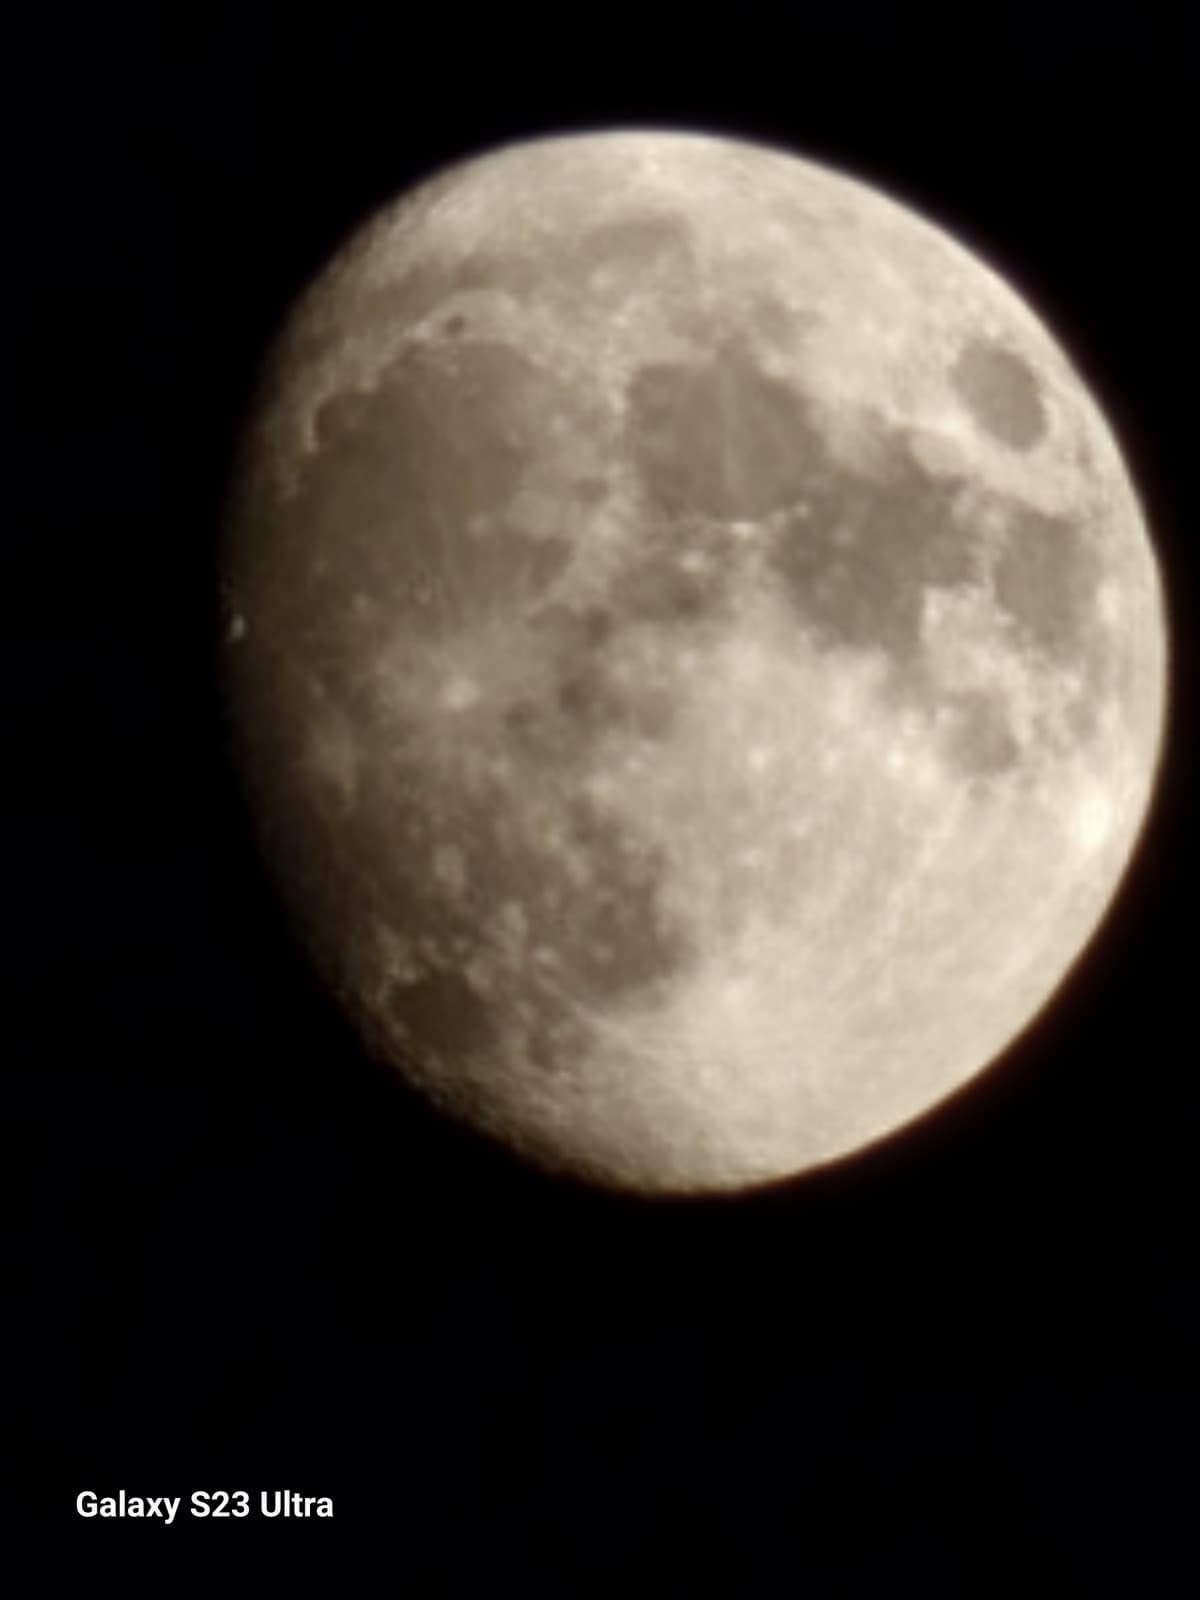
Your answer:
[223,129,1167,1194]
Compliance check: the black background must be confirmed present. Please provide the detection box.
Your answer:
[12,5,1197,1589]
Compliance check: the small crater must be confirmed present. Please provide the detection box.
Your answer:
[949,338,1047,451]
[312,385,372,448]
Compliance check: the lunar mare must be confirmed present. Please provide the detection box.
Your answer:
[223,129,1166,1193]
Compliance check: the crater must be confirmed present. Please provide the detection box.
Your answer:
[309,252,545,363]
[949,338,1047,451]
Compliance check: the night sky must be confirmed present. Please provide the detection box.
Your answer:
[13,7,1197,1588]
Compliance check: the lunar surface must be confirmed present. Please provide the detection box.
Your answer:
[222,129,1167,1194]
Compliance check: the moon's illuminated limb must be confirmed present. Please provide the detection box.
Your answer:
[223,129,1167,1194]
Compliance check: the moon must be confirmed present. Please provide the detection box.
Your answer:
[222,128,1167,1194]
